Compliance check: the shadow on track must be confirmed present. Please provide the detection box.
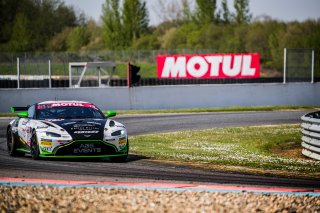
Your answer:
[20,154,150,163]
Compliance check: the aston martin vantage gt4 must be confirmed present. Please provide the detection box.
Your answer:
[7,101,128,162]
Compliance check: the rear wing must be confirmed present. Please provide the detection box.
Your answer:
[11,106,29,113]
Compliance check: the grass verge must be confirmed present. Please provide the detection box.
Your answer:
[130,125,320,178]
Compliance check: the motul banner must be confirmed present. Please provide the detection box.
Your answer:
[157,53,260,78]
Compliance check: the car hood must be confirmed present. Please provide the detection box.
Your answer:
[45,118,107,140]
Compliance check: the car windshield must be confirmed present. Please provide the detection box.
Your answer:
[37,106,105,120]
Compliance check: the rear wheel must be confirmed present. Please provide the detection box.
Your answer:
[30,133,40,160]
[7,128,24,157]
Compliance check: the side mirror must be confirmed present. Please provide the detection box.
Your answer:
[17,111,28,118]
[105,110,116,118]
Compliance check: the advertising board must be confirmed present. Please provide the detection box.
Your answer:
[157,53,260,78]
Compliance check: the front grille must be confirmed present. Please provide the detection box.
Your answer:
[54,140,117,156]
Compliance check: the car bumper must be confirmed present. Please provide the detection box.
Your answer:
[39,139,128,158]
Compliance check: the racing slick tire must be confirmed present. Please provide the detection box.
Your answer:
[31,132,40,160]
[7,128,24,157]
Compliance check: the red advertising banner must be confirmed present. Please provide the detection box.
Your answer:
[157,53,260,79]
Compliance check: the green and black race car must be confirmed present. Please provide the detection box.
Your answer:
[7,100,128,162]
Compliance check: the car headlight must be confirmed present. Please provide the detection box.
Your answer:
[46,131,61,137]
[111,130,125,136]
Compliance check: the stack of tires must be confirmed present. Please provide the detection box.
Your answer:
[301,111,320,160]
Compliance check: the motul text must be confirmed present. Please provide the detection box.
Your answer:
[157,53,260,79]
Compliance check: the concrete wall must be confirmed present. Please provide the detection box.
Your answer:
[0,83,319,112]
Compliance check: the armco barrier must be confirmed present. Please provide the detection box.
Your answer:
[301,111,320,160]
[0,83,320,113]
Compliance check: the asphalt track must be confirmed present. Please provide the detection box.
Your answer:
[0,111,319,189]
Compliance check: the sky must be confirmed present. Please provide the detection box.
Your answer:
[63,0,320,26]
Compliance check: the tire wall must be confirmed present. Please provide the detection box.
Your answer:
[301,111,320,160]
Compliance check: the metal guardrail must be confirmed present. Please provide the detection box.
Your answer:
[301,111,320,160]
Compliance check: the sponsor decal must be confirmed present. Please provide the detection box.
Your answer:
[119,138,126,145]
[72,124,100,134]
[157,53,260,79]
[56,140,71,145]
[72,124,98,129]
[41,146,53,152]
[73,144,101,154]
[37,103,98,110]
[40,138,52,142]
[74,130,99,134]
[40,141,52,146]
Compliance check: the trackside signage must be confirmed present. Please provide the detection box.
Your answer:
[157,53,260,78]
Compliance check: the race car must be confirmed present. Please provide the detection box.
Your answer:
[6,100,128,162]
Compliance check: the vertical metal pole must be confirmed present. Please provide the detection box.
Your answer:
[283,48,287,84]
[107,66,115,87]
[127,63,131,88]
[69,63,72,88]
[98,67,101,87]
[311,49,314,84]
[48,60,52,88]
[17,57,20,89]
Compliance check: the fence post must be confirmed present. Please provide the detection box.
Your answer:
[311,49,314,84]
[69,62,72,88]
[98,67,101,87]
[17,57,20,89]
[283,48,286,84]
[48,59,52,88]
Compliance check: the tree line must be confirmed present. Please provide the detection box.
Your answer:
[0,0,319,72]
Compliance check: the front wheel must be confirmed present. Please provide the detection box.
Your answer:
[7,128,24,157]
[30,133,40,160]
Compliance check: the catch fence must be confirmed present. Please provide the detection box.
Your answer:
[0,49,318,88]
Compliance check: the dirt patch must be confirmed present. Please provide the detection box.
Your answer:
[271,141,307,160]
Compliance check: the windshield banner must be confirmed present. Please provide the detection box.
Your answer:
[157,53,260,79]
[37,102,98,110]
